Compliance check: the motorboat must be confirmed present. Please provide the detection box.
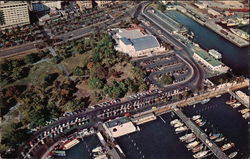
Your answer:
[221,142,235,151]
[186,141,200,149]
[239,108,249,114]
[185,136,196,143]
[179,133,194,141]
[209,133,221,140]
[175,126,188,133]
[232,102,241,108]
[192,115,201,121]
[198,121,206,127]
[92,146,102,153]
[192,144,204,153]
[228,151,238,158]
[174,122,184,128]
[214,136,225,143]
[170,119,180,125]
[193,150,209,159]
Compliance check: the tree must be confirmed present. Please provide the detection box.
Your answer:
[73,66,84,76]
[43,73,59,86]
[88,77,104,89]
[11,67,30,81]
[160,74,173,85]
[157,3,166,12]
[24,53,40,64]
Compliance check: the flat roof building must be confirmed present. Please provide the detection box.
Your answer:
[113,28,165,57]
[95,1,112,8]
[76,1,93,11]
[31,1,62,12]
[0,1,30,29]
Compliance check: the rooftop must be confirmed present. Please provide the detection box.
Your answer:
[105,117,131,128]
[117,29,144,39]
[195,49,221,67]
[131,35,160,51]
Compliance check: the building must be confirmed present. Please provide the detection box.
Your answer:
[103,117,137,138]
[95,1,112,8]
[193,49,228,73]
[31,1,62,12]
[0,1,30,29]
[113,28,165,57]
[76,1,93,11]
[194,2,208,9]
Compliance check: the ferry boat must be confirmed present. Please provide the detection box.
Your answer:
[228,151,238,158]
[170,119,180,125]
[192,145,204,153]
[242,112,249,119]
[232,102,241,108]
[175,126,188,133]
[192,115,201,121]
[230,28,249,41]
[179,133,195,141]
[221,142,235,151]
[62,138,80,150]
[186,141,200,149]
[209,133,220,140]
[200,99,210,104]
[214,136,225,143]
[193,150,209,159]
[239,108,249,114]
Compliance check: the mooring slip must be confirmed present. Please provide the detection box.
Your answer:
[228,90,249,108]
[173,108,230,159]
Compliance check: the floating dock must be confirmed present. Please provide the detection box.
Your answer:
[229,90,249,108]
[132,113,157,125]
[173,108,230,159]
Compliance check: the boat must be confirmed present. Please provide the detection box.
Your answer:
[62,138,80,150]
[193,150,209,159]
[230,28,249,41]
[208,49,222,59]
[185,136,196,143]
[198,121,206,127]
[170,119,180,125]
[226,96,237,105]
[228,151,238,158]
[236,91,249,105]
[195,119,202,124]
[232,102,241,108]
[51,150,66,157]
[92,146,102,153]
[209,133,220,140]
[94,154,108,159]
[175,126,188,133]
[186,141,200,149]
[192,145,204,153]
[174,122,184,128]
[242,112,249,119]
[192,115,201,121]
[179,133,195,141]
[239,108,249,114]
[221,142,235,151]
[214,136,225,143]
[216,95,221,98]
[201,98,210,104]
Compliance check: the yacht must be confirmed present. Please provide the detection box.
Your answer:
[186,141,200,149]
[193,150,209,159]
[228,151,238,158]
[192,115,201,121]
[221,142,235,151]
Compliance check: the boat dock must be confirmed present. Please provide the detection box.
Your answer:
[228,90,249,108]
[173,108,230,159]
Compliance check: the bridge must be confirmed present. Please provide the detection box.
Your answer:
[173,108,230,159]
[228,90,249,108]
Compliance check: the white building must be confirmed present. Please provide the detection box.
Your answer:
[193,49,228,73]
[103,117,137,138]
[194,2,208,9]
[0,1,30,29]
[31,1,62,12]
[95,1,112,8]
[76,1,93,11]
[113,29,165,57]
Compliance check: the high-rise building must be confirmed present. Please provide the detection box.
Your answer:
[0,1,30,29]
[76,1,93,11]
[31,1,62,12]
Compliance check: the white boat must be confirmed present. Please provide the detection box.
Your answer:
[216,95,221,98]
[201,98,210,104]
[192,115,201,121]
[186,141,200,149]
[221,142,235,151]
[242,112,249,119]
[195,119,202,124]
[94,154,108,159]
[170,119,180,125]
[62,138,80,150]
[193,150,209,159]
[174,122,184,128]
[239,108,249,114]
[228,151,238,158]
[175,126,188,133]
[214,136,225,143]
[232,102,241,108]
[192,144,204,153]
[185,136,196,143]
[92,146,102,153]
[179,133,194,141]
[209,133,221,140]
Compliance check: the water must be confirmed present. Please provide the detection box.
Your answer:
[166,10,249,77]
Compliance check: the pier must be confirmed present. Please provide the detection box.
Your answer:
[173,108,230,159]
[228,90,249,108]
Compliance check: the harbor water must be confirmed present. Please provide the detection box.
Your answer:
[59,9,249,159]
[165,10,249,77]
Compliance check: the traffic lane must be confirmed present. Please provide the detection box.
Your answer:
[0,43,37,57]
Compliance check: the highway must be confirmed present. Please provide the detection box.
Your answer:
[19,2,206,158]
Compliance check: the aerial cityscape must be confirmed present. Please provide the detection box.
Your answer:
[0,1,249,159]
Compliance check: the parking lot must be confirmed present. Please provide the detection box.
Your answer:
[134,52,192,88]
